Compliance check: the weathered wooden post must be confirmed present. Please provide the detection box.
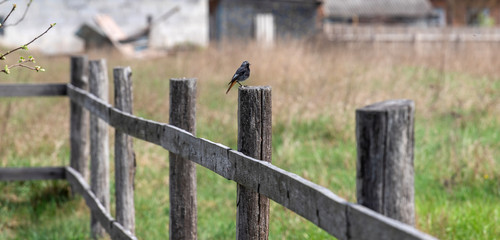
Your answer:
[89,59,110,239]
[169,78,197,239]
[114,67,136,233]
[236,86,272,240]
[355,99,415,225]
[70,56,89,180]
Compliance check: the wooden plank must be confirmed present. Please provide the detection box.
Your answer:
[70,56,90,181]
[163,124,202,163]
[89,59,110,239]
[72,90,164,147]
[236,86,272,240]
[347,203,437,240]
[0,167,65,181]
[356,99,415,225]
[229,149,349,240]
[168,78,197,240]
[200,138,234,180]
[67,83,111,124]
[0,83,67,97]
[65,167,137,240]
[113,66,136,234]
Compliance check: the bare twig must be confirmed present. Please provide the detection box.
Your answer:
[0,23,56,60]
[1,63,35,74]
[0,3,16,28]
[5,0,33,27]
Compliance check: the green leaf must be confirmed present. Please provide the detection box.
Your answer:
[4,65,10,74]
[22,45,28,50]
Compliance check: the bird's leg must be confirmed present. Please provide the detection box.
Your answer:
[237,81,242,86]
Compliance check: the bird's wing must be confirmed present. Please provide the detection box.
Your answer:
[232,66,247,80]
[230,73,240,83]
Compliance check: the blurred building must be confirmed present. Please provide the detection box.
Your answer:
[430,0,500,27]
[209,0,323,43]
[323,0,433,26]
[0,0,208,55]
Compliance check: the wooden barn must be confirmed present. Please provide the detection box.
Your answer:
[430,0,500,27]
[209,0,323,43]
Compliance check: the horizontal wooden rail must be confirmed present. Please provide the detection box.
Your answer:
[0,83,67,97]
[0,167,66,181]
[67,83,437,240]
[65,167,137,240]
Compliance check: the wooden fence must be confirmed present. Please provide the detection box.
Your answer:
[325,24,500,42]
[0,56,438,240]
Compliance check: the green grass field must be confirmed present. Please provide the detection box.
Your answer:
[0,41,499,239]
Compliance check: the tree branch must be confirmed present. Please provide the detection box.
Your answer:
[1,63,45,74]
[4,0,33,27]
[0,3,16,28]
[0,23,56,59]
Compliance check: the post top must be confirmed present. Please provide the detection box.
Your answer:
[170,78,197,81]
[358,99,414,112]
[113,66,132,71]
[238,86,272,91]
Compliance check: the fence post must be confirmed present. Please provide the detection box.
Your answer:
[114,67,136,233]
[70,56,89,180]
[355,99,415,226]
[89,59,110,239]
[237,86,272,240]
[169,78,197,239]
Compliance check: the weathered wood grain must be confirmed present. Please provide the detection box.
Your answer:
[236,86,272,240]
[110,108,161,144]
[65,167,137,240]
[89,59,110,239]
[70,56,90,181]
[66,85,435,239]
[356,99,415,225]
[347,203,436,240]
[67,83,111,124]
[0,167,65,181]
[113,67,136,234]
[69,84,164,146]
[0,83,67,97]
[168,78,197,240]
[230,149,349,240]
[200,138,234,180]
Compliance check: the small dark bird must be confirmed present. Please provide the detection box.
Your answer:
[226,61,250,94]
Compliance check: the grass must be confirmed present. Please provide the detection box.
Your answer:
[0,41,499,239]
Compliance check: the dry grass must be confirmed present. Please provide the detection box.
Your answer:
[1,40,499,239]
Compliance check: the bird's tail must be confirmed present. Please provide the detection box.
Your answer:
[226,81,237,94]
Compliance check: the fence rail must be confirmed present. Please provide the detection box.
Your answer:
[325,24,500,42]
[0,167,66,181]
[0,83,67,97]
[65,167,136,240]
[0,57,439,240]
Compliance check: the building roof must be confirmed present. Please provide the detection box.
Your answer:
[324,0,432,18]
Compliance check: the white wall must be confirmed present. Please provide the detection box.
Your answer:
[0,0,208,54]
